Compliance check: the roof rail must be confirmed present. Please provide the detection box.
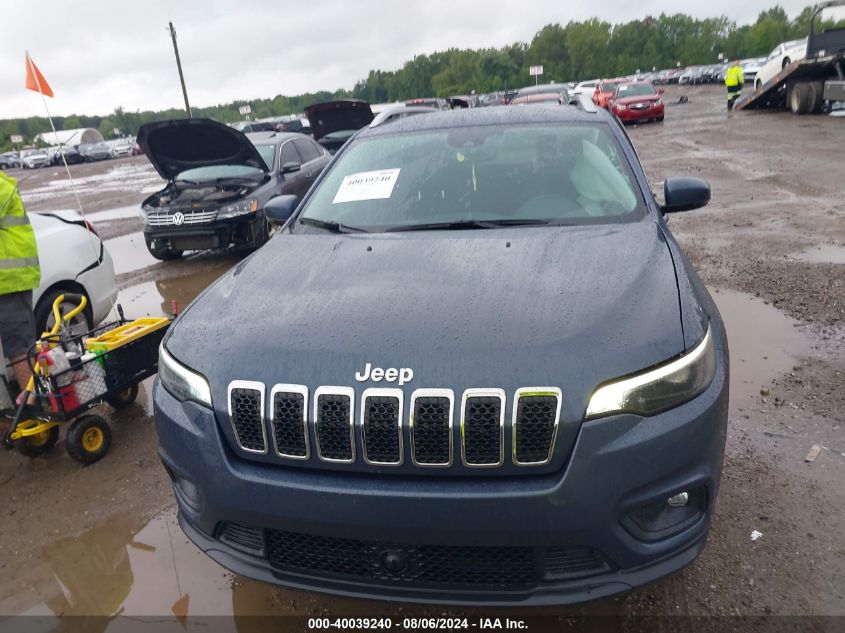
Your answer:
[569,93,598,113]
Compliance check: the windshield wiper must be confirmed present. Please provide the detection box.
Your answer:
[384,218,551,232]
[299,217,369,233]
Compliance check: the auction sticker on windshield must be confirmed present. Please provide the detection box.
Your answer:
[333,168,400,204]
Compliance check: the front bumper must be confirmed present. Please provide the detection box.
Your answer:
[143,213,264,251]
[154,356,728,605]
[615,104,665,122]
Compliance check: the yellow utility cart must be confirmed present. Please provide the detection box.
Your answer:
[2,293,169,464]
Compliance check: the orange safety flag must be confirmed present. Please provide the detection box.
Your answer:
[25,53,54,97]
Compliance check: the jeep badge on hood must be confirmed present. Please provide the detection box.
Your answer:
[355,363,414,385]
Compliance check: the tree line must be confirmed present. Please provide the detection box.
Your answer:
[0,4,837,152]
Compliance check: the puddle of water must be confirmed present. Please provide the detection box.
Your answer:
[0,510,234,619]
[104,232,160,276]
[87,205,143,223]
[117,264,235,319]
[711,289,810,408]
[791,244,845,265]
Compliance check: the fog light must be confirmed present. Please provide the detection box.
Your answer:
[169,471,202,513]
[623,486,707,542]
[667,491,689,507]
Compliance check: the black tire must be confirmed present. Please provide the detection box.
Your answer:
[790,82,811,114]
[782,57,791,70]
[65,414,111,464]
[34,288,93,338]
[145,236,184,261]
[755,78,763,91]
[808,81,825,114]
[105,384,138,410]
[14,423,60,458]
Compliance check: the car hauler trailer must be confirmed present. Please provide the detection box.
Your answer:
[737,0,845,114]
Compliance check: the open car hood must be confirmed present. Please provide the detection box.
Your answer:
[304,101,374,142]
[137,118,269,181]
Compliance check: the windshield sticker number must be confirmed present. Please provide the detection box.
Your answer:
[333,169,400,204]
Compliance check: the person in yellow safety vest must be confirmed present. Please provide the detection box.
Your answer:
[725,60,745,111]
[0,170,40,414]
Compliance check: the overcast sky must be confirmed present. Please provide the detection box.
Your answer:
[1,0,817,119]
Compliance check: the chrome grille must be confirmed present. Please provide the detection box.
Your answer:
[223,384,562,471]
[228,381,267,453]
[145,208,218,226]
[361,389,402,465]
[513,388,561,465]
[410,389,453,466]
[314,387,354,463]
[271,384,309,459]
[461,390,505,467]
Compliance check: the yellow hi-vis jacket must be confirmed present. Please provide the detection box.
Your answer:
[725,65,744,88]
[0,170,40,295]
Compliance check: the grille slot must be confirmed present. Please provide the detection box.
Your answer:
[543,546,612,580]
[461,390,505,467]
[314,387,354,463]
[266,530,537,589]
[513,388,561,465]
[227,381,266,453]
[218,522,265,557]
[361,389,403,465]
[271,384,309,459]
[410,390,453,466]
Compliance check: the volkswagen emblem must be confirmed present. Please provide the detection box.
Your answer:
[172,211,185,226]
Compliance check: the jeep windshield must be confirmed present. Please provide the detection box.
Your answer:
[296,123,644,232]
[174,164,265,186]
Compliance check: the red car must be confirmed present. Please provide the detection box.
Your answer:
[608,82,665,124]
[592,78,625,109]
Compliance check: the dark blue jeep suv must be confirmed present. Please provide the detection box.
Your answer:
[154,102,729,605]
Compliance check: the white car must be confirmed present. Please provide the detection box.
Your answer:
[29,210,118,335]
[2,210,117,398]
[20,150,50,169]
[755,39,807,90]
[570,80,599,97]
[107,140,133,158]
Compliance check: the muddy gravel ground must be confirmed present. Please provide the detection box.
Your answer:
[1,85,843,629]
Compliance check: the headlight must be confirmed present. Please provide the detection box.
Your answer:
[585,325,716,419]
[218,198,258,219]
[159,344,213,407]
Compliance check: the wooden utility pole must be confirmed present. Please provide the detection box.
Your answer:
[169,21,192,117]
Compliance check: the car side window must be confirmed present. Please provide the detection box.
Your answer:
[279,141,302,167]
[294,138,320,164]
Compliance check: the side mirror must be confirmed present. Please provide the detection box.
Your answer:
[662,177,711,213]
[264,195,299,224]
[658,88,665,95]
[281,161,301,174]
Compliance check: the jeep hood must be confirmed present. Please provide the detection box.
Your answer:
[304,101,374,142]
[167,221,686,417]
[137,118,268,181]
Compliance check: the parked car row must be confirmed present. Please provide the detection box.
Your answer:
[1,137,138,170]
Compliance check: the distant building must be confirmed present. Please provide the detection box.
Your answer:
[35,128,104,147]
